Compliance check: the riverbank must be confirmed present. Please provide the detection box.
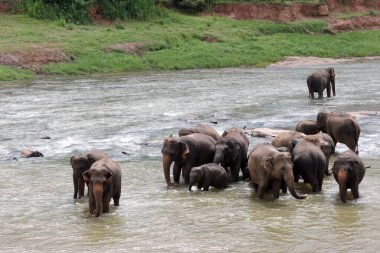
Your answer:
[1,8,380,81]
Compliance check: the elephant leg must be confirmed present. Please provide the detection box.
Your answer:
[182,166,191,184]
[345,138,357,153]
[231,160,241,182]
[272,181,281,199]
[327,83,331,97]
[281,179,287,193]
[352,184,360,199]
[78,178,85,198]
[318,90,323,99]
[253,183,259,193]
[310,91,314,99]
[113,191,120,206]
[257,181,268,199]
[102,198,110,213]
[173,162,181,183]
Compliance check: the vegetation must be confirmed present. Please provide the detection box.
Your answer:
[1,8,380,81]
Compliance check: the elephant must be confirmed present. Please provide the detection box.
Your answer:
[70,150,110,199]
[316,111,360,153]
[332,150,366,203]
[272,131,305,151]
[295,119,318,135]
[213,127,249,181]
[82,157,122,217]
[247,143,307,199]
[188,163,228,191]
[291,138,326,192]
[161,133,216,187]
[307,67,336,99]
[179,124,221,141]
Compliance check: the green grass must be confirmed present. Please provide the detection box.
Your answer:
[1,11,380,81]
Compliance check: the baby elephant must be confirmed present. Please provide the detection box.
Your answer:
[332,150,366,203]
[188,163,228,191]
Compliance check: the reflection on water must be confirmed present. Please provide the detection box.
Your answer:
[0,61,380,252]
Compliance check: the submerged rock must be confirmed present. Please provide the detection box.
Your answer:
[20,149,44,158]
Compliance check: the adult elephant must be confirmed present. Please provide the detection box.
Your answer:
[70,150,110,199]
[272,131,305,151]
[332,150,366,203]
[291,138,326,192]
[161,133,216,186]
[247,143,307,199]
[316,111,360,153]
[179,124,221,141]
[82,157,122,217]
[307,67,336,99]
[295,119,318,135]
[214,127,249,181]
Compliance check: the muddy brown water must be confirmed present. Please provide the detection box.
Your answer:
[1,60,380,252]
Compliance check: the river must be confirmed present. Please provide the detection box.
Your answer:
[0,60,379,252]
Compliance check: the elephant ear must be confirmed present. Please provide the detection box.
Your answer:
[104,169,114,183]
[70,156,75,166]
[179,141,190,160]
[82,170,91,183]
[86,154,98,166]
[264,157,275,171]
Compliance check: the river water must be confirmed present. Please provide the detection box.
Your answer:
[0,60,379,252]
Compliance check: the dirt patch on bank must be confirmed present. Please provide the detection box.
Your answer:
[0,47,73,73]
[0,2,11,13]
[106,42,147,56]
[269,56,380,67]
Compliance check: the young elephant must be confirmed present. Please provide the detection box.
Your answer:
[214,127,249,181]
[247,143,307,199]
[82,157,122,217]
[332,150,366,203]
[70,150,110,199]
[307,67,335,99]
[188,163,228,191]
[291,138,326,192]
[161,133,216,186]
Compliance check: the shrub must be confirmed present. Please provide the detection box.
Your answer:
[173,0,213,12]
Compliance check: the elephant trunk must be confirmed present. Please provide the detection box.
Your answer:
[284,171,307,199]
[188,180,194,191]
[162,154,173,187]
[93,183,103,217]
[338,169,348,203]
[213,150,224,165]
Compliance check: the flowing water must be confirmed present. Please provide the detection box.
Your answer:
[1,60,380,252]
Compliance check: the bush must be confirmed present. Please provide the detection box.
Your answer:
[20,0,164,23]
[173,0,213,12]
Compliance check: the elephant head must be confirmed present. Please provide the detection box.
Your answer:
[83,168,113,217]
[325,67,336,96]
[161,135,189,186]
[188,166,203,191]
[213,139,240,168]
[265,152,306,199]
[70,155,97,199]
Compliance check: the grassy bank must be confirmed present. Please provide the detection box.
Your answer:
[1,11,380,81]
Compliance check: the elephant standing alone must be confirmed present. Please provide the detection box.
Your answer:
[332,150,366,203]
[307,67,336,99]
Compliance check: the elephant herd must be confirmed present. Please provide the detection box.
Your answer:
[69,67,366,217]
[160,109,366,205]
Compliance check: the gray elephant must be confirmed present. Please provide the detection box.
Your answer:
[295,119,318,135]
[82,157,122,217]
[316,111,360,153]
[179,124,221,141]
[247,143,307,199]
[307,67,336,99]
[188,163,228,191]
[161,133,216,186]
[291,138,326,192]
[70,150,110,199]
[213,127,249,181]
[332,150,366,203]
